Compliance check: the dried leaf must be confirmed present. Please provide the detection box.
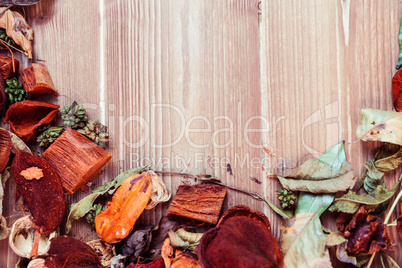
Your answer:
[117,225,153,260]
[65,166,145,233]
[281,213,332,268]
[360,160,384,193]
[162,238,173,268]
[296,142,346,216]
[11,150,65,234]
[20,167,43,180]
[278,159,356,193]
[0,215,8,240]
[329,183,400,214]
[9,131,33,155]
[342,206,392,255]
[325,232,347,247]
[86,239,115,267]
[168,229,203,251]
[0,168,10,217]
[0,8,33,58]
[373,143,402,172]
[356,108,402,145]
[199,216,283,268]
[145,170,171,210]
[336,242,357,266]
[44,236,102,268]
[4,100,59,143]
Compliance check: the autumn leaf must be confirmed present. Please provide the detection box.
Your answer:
[356,108,402,145]
[65,166,146,233]
[296,141,346,216]
[281,212,332,268]
[329,183,400,214]
[20,166,43,180]
[278,159,356,194]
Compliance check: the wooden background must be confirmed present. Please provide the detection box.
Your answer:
[1,0,402,267]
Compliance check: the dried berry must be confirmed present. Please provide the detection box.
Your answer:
[77,120,110,145]
[36,125,63,147]
[61,101,88,129]
[277,188,296,209]
[5,77,27,105]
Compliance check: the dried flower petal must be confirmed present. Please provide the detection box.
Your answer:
[11,150,65,234]
[198,215,283,268]
[20,167,43,180]
[4,100,59,143]
[0,128,11,173]
[45,236,102,268]
[342,206,393,255]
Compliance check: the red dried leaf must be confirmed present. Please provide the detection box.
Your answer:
[127,258,165,268]
[11,149,65,234]
[217,204,271,231]
[198,215,283,268]
[0,128,11,172]
[393,69,402,112]
[343,206,393,255]
[0,54,19,81]
[4,100,59,143]
[45,236,102,268]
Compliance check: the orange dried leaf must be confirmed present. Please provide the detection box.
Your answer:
[20,167,43,181]
[95,173,152,243]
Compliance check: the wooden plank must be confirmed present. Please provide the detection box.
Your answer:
[262,0,402,266]
[103,0,263,230]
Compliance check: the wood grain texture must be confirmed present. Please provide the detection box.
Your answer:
[1,0,402,266]
[262,0,402,266]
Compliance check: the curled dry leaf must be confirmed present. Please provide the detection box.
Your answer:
[27,258,46,268]
[4,100,59,143]
[95,173,152,243]
[9,130,33,155]
[278,159,356,194]
[87,239,116,267]
[0,54,19,81]
[65,167,145,233]
[0,8,33,58]
[217,204,271,230]
[341,206,393,255]
[9,216,56,258]
[356,108,402,145]
[145,170,171,210]
[281,213,331,268]
[11,150,65,236]
[199,216,283,268]
[44,236,102,268]
[169,229,203,251]
[0,128,11,173]
[20,166,43,180]
[0,215,8,240]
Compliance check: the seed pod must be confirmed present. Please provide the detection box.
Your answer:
[95,173,152,243]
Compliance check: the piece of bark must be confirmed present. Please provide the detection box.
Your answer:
[21,63,57,95]
[0,54,19,81]
[42,128,112,194]
[168,184,227,225]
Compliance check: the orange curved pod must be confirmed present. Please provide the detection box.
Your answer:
[95,173,152,243]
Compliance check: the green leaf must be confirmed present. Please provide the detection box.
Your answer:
[361,160,385,193]
[65,166,146,233]
[296,142,346,216]
[318,141,346,170]
[278,160,356,193]
[356,108,402,145]
[281,213,332,267]
[329,183,400,214]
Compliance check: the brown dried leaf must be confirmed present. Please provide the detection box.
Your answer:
[343,206,393,255]
[45,236,102,268]
[20,167,43,180]
[0,8,33,58]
